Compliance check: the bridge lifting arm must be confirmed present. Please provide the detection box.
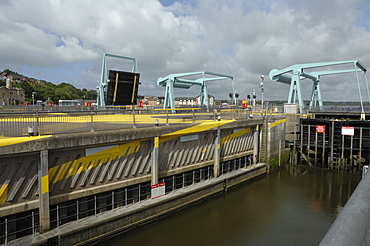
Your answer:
[269,60,368,113]
[157,71,233,111]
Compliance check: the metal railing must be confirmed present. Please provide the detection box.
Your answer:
[0,107,255,137]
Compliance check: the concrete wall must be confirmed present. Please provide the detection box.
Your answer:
[0,119,263,217]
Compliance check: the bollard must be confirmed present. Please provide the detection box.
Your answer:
[28,126,34,136]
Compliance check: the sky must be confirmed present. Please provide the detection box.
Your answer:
[1,0,370,102]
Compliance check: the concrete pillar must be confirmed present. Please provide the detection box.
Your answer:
[253,125,259,164]
[38,150,50,232]
[214,128,221,177]
[151,137,159,185]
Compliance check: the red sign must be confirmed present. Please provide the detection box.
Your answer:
[138,100,143,108]
[342,126,354,136]
[316,125,326,133]
[242,100,247,108]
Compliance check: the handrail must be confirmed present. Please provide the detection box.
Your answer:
[320,170,370,245]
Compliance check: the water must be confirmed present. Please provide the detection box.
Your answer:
[101,166,361,246]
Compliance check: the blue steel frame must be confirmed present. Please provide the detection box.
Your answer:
[157,71,234,110]
[269,60,368,113]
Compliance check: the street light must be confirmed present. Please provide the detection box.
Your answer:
[259,75,264,111]
[32,92,35,106]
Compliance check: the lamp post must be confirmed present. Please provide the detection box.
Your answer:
[259,75,264,112]
[32,92,35,106]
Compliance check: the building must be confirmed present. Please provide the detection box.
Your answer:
[0,82,25,106]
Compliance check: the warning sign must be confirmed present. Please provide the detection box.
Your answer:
[342,126,354,136]
[151,182,166,199]
[316,125,326,133]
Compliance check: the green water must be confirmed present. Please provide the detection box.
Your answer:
[101,166,361,246]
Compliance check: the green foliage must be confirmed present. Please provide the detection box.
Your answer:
[2,69,96,103]
[2,69,20,75]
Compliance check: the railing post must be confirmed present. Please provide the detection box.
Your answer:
[192,109,195,123]
[132,108,137,128]
[77,201,79,221]
[125,188,127,206]
[56,205,59,228]
[35,111,39,135]
[32,212,35,237]
[94,196,97,216]
[5,218,7,246]
[138,185,141,202]
[90,109,95,132]
[112,191,114,209]
[166,109,169,125]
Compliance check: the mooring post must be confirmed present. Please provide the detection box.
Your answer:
[38,150,50,232]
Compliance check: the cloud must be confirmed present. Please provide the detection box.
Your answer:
[0,0,369,102]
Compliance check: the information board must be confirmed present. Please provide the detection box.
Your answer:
[151,182,166,199]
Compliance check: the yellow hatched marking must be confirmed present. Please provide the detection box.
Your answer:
[48,166,59,182]
[220,127,251,145]
[66,160,81,179]
[51,140,142,183]
[87,160,96,170]
[53,161,71,183]
[0,184,8,204]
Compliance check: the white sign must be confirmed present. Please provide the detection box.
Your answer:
[341,126,354,136]
[151,182,166,199]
